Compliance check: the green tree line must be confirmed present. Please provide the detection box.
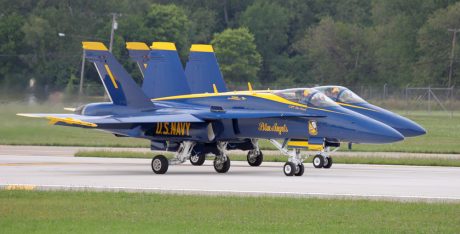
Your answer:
[1,0,459,98]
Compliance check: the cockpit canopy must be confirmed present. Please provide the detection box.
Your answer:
[314,86,366,104]
[274,88,339,107]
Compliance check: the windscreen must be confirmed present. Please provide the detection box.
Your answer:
[315,86,366,104]
[274,88,339,107]
[314,86,343,100]
[337,90,365,103]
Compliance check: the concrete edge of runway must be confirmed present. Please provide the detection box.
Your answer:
[1,184,459,203]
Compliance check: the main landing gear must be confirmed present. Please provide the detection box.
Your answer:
[214,142,230,173]
[270,139,305,176]
[189,151,206,166]
[151,141,231,174]
[283,161,304,176]
[151,155,169,174]
[247,139,263,167]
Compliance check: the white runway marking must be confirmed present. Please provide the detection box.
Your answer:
[1,154,460,202]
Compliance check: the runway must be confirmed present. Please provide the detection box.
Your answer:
[1,153,460,202]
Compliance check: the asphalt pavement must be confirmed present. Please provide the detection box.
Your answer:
[1,150,460,202]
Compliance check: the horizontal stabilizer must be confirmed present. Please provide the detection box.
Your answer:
[17,112,204,128]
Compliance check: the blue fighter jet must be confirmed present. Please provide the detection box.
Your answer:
[18,42,403,176]
[126,42,415,169]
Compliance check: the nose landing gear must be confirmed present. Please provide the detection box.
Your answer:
[312,147,336,169]
[270,139,306,176]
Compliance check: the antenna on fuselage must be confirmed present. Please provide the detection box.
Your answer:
[248,82,256,94]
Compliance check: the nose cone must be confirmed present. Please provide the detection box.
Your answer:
[366,120,405,143]
[359,103,426,138]
[327,107,405,144]
[394,118,426,137]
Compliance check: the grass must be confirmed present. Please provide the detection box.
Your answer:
[1,103,460,153]
[76,150,460,167]
[1,190,459,233]
[348,111,460,154]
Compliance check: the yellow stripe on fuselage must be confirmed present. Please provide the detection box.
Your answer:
[153,91,308,108]
[152,91,349,115]
[337,102,377,112]
[104,64,118,89]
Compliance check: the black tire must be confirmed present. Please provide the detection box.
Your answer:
[190,152,206,166]
[295,163,305,176]
[283,162,296,176]
[151,155,168,174]
[323,157,333,168]
[214,157,231,173]
[247,150,263,167]
[312,155,324,168]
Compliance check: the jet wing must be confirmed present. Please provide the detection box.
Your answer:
[17,113,204,128]
[192,109,326,120]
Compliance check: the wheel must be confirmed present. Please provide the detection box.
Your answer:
[323,157,333,168]
[214,157,230,173]
[295,163,304,176]
[283,162,296,176]
[312,155,324,168]
[247,150,263,167]
[190,152,206,166]
[151,155,168,174]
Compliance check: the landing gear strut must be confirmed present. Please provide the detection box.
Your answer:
[151,141,196,174]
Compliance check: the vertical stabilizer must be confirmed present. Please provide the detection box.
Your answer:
[126,42,150,78]
[82,42,153,109]
[185,44,228,93]
[142,42,191,99]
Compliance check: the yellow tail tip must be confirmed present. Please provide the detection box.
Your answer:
[190,44,214,52]
[150,42,177,51]
[82,42,108,51]
[126,42,149,50]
